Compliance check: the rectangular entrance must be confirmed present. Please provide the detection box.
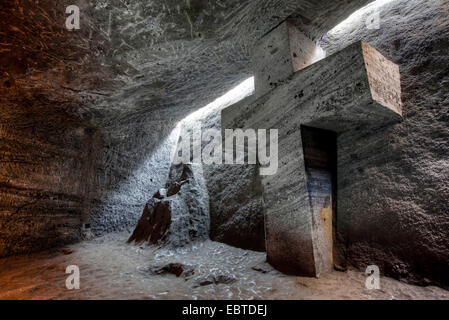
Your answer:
[301,125,337,270]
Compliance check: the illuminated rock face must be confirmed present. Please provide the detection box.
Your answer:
[128,164,210,247]
[0,0,372,253]
[251,21,318,97]
[0,0,448,289]
[224,0,449,286]
[223,40,403,276]
[319,0,449,287]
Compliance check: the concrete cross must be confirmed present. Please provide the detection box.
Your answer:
[222,21,402,277]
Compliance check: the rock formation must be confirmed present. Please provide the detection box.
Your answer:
[320,0,449,287]
[1,0,448,290]
[128,163,209,248]
[1,0,373,256]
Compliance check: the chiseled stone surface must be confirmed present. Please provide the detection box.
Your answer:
[128,163,210,248]
[301,126,337,277]
[0,0,372,256]
[222,41,402,276]
[222,0,449,288]
[320,0,449,287]
[1,0,448,292]
[252,21,318,97]
[0,103,102,257]
[165,83,266,252]
[88,119,180,236]
[201,97,267,252]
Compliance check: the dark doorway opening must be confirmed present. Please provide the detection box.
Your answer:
[301,125,337,269]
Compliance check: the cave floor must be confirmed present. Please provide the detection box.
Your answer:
[0,232,448,300]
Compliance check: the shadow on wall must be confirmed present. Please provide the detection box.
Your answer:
[0,100,101,257]
[174,77,267,252]
[321,0,449,288]
[87,77,258,246]
[88,120,181,237]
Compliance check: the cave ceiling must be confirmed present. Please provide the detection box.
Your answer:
[1,0,371,134]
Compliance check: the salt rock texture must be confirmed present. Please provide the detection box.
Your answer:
[213,0,449,288]
[172,83,266,252]
[1,0,373,257]
[2,232,449,300]
[127,194,172,245]
[0,0,105,256]
[147,263,196,279]
[206,163,266,252]
[1,0,448,290]
[223,39,405,277]
[317,0,449,287]
[220,0,448,287]
[128,163,210,248]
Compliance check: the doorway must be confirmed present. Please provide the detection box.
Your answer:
[301,125,337,270]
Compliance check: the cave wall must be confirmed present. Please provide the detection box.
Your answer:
[166,80,266,252]
[0,102,101,257]
[321,0,449,287]
[202,108,266,253]
[88,119,180,236]
[0,0,105,257]
[3,0,447,286]
[79,0,374,247]
[219,0,448,288]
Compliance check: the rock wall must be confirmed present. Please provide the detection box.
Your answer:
[0,0,110,256]
[220,0,448,287]
[172,80,266,252]
[128,163,210,248]
[201,104,266,252]
[0,102,101,257]
[320,0,449,287]
[88,119,180,236]
[2,0,447,286]
[222,40,403,276]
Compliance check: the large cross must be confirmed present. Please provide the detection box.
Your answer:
[222,21,402,277]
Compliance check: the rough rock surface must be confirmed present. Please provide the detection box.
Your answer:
[0,0,104,256]
[220,0,449,287]
[146,263,195,279]
[127,194,172,245]
[0,0,373,256]
[1,0,448,291]
[206,163,266,252]
[128,163,209,248]
[174,83,266,252]
[194,274,238,287]
[0,108,101,257]
[217,0,448,288]
[3,232,448,300]
[223,40,403,276]
[318,0,449,288]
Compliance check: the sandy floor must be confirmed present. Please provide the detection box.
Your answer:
[0,232,448,300]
